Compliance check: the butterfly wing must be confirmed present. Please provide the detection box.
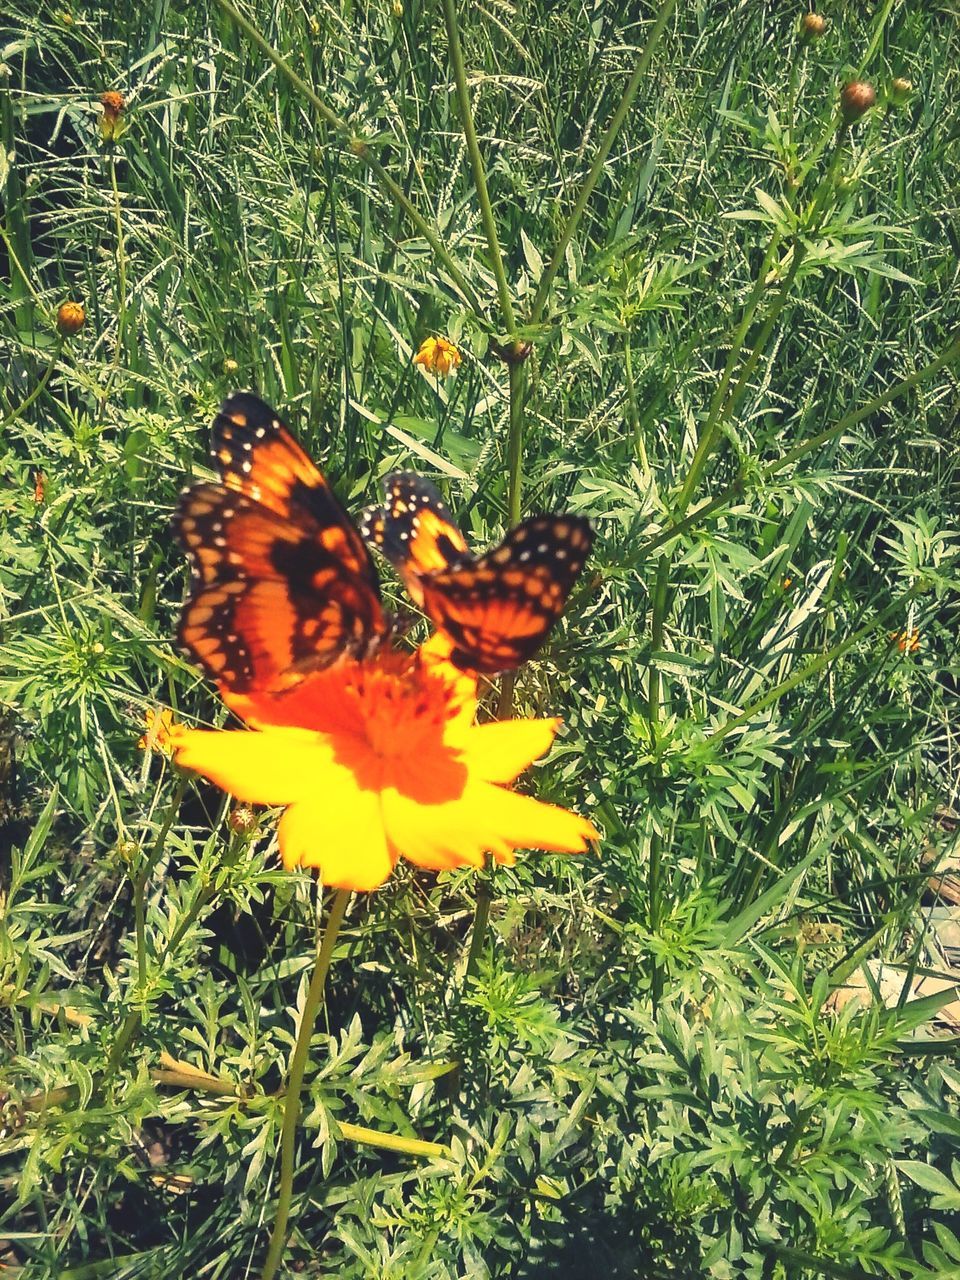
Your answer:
[419,515,593,674]
[361,472,471,607]
[211,391,377,584]
[173,394,386,694]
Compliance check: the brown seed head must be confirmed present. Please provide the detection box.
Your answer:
[840,80,876,122]
[56,300,86,336]
[800,13,827,39]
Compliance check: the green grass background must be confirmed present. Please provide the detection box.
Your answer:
[1,1,959,1276]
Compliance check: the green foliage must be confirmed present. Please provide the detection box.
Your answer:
[2,0,959,1277]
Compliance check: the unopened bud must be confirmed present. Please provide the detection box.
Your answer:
[890,77,913,105]
[56,301,86,336]
[229,804,257,835]
[840,81,876,123]
[799,13,827,41]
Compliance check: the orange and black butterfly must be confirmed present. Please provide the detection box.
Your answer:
[361,473,593,674]
[173,392,387,694]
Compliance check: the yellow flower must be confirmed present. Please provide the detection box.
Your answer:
[890,628,920,654]
[413,335,462,379]
[169,640,597,892]
[138,707,178,753]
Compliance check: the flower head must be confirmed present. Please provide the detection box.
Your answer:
[139,706,178,753]
[840,81,876,123]
[56,301,85,337]
[890,628,920,654]
[413,335,462,379]
[100,90,126,141]
[890,77,913,106]
[168,640,596,892]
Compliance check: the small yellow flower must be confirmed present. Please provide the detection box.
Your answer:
[413,335,462,379]
[56,301,86,337]
[138,707,178,754]
[890,629,920,654]
[170,639,597,892]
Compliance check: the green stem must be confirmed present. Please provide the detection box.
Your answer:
[440,0,516,335]
[94,150,129,421]
[529,0,678,325]
[673,229,783,516]
[0,339,63,429]
[622,329,960,569]
[647,555,670,1011]
[260,888,351,1280]
[505,361,525,528]
[464,877,493,978]
[214,0,480,314]
[496,360,527,719]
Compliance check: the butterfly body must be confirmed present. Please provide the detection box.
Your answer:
[363,475,593,674]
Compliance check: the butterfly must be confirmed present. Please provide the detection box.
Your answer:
[361,473,593,674]
[173,392,388,694]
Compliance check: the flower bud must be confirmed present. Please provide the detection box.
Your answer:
[56,300,86,336]
[116,839,139,864]
[840,80,876,123]
[799,13,827,40]
[229,803,258,835]
[100,90,126,141]
[222,357,239,375]
[890,77,913,105]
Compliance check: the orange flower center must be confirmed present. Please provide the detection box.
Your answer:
[227,647,474,794]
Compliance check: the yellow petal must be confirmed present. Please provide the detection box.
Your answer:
[381,784,488,872]
[279,794,396,891]
[381,777,597,873]
[173,725,343,806]
[469,783,599,856]
[463,718,560,783]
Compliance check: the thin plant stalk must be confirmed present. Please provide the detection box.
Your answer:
[440,0,516,336]
[529,0,678,325]
[260,888,351,1280]
[214,0,481,313]
[0,338,63,429]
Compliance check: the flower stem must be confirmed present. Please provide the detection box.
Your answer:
[440,0,516,336]
[260,888,351,1280]
[0,338,63,429]
[464,875,493,978]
